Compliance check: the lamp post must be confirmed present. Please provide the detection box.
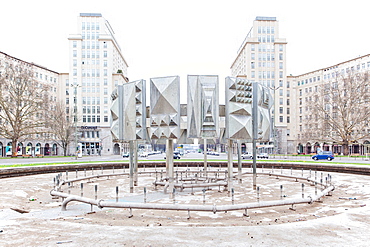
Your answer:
[268,85,280,156]
[70,83,79,160]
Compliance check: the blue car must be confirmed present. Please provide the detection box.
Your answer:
[312,151,334,161]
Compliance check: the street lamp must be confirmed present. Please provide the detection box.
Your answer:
[70,83,80,159]
[268,85,280,156]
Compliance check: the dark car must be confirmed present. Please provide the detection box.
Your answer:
[122,152,129,158]
[164,154,181,159]
[312,151,334,161]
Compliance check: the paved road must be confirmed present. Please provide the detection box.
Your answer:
[1,152,370,166]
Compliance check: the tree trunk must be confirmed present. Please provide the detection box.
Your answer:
[11,140,17,158]
[342,142,349,155]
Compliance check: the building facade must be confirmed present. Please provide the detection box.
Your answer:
[230,16,289,154]
[63,13,129,155]
[0,51,59,157]
[291,54,370,155]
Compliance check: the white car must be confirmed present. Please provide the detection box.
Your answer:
[257,153,269,159]
[241,152,253,159]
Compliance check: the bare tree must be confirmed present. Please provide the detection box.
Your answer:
[302,71,370,155]
[47,101,75,156]
[0,61,50,157]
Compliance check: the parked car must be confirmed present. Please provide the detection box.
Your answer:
[164,154,181,159]
[257,153,269,159]
[312,151,334,161]
[122,152,129,158]
[241,152,253,159]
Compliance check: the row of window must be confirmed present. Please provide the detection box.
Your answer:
[72,41,108,50]
[73,50,107,58]
[72,69,109,77]
[81,130,100,139]
[81,31,99,40]
[82,22,100,30]
[257,26,275,34]
[251,44,283,52]
[34,72,57,83]
[82,115,108,123]
[298,62,370,86]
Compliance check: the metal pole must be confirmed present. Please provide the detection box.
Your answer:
[167,139,174,198]
[203,139,207,176]
[134,140,138,186]
[252,81,258,190]
[129,140,134,193]
[227,139,233,195]
[237,139,242,183]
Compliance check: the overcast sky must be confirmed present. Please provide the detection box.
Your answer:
[2,0,369,89]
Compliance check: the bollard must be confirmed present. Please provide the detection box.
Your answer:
[144,187,147,203]
[101,167,103,175]
[76,169,78,178]
[315,181,317,195]
[113,166,115,174]
[301,183,304,198]
[262,165,264,173]
[290,167,292,175]
[173,188,176,204]
[202,189,206,205]
[231,188,234,205]
[272,166,274,174]
[257,186,260,202]
[309,169,311,178]
[92,167,94,175]
[66,171,68,180]
[280,185,283,199]
[281,166,283,174]
[84,168,87,177]
[68,182,71,194]
[116,186,119,202]
[53,177,56,186]
[144,165,145,172]
[80,183,84,197]
[95,185,98,200]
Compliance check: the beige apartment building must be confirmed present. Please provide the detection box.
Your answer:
[231,16,370,155]
[0,51,59,157]
[291,54,370,155]
[231,17,289,154]
[63,13,129,155]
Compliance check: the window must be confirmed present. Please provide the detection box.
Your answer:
[286,90,290,97]
[279,53,283,60]
[104,97,108,104]
[251,44,255,51]
[73,41,77,48]
[104,116,108,122]
[251,53,255,60]
[279,44,283,51]
[66,98,69,104]
[287,108,290,114]
[279,62,283,69]
[279,89,283,96]
[104,51,107,57]
[73,50,77,57]
[287,116,290,123]
[104,69,107,76]
[287,99,290,105]
[279,107,283,114]
[104,60,107,67]
[279,116,283,123]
